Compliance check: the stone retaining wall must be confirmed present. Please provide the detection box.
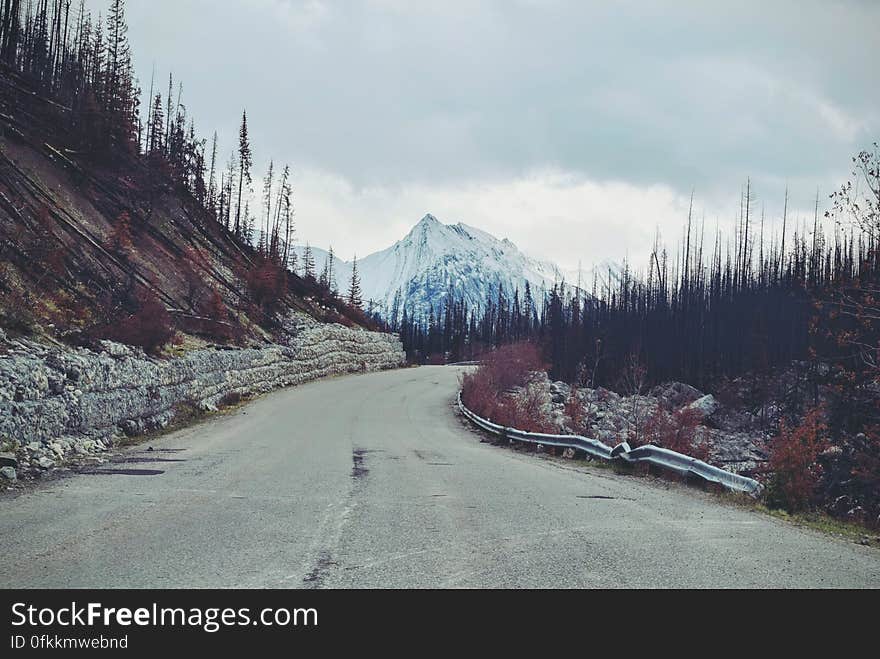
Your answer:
[0,320,405,476]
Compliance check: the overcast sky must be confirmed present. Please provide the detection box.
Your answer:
[95,0,878,270]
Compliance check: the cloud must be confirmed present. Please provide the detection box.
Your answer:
[293,167,698,271]
[84,0,877,269]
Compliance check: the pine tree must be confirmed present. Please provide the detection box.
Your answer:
[240,200,253,246]
[234,110,252,237]
[348,255,362,308]
[323,246,336,294]
[275,165,293,268]
[302,243,316,280]
[105,0,129,113]
[147,92,163,153]
[522,281,534,334]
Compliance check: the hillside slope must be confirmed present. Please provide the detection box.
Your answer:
[0,68,374,351]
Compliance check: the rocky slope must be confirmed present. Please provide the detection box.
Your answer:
[509,373,769,475]
[0,313,404,483]
[1,72,378,352]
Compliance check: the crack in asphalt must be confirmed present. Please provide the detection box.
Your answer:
[351,449,369,479]
[301,446,370,588]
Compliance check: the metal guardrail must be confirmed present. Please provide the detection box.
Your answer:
[457,392,762,495]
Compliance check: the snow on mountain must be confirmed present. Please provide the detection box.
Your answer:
[293,214,587,321]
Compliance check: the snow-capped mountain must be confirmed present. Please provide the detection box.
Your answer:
[293,214,585,321]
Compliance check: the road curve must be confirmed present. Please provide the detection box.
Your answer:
[1,366,878,588]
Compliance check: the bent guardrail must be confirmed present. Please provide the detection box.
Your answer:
[457,391,762,495]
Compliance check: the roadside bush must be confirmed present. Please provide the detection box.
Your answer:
[460,342,552,430]
[198,286,243,343]
[243,257,287,313]
[765,408,828,512]
[100,288,175,354]
[643,407,709,461]
[107,211,133,255]
[564,385,588,433]
[509,383,558,433]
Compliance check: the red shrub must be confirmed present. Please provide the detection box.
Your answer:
[643,407,708,460]
[243,257,287,312]
[460,341,552,430]
[198,286,241,342]
[564,385,588,433]
[102,289,175,354]
[510,385,557,433]
[767,408,829,512]
[108,211,133,254]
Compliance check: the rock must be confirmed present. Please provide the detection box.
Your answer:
[0,452,17,468]
[37,456,55,469]
[549,381,570,396]
[47,376,65,394]
[0,466,16,481]
[821,445,843,458]
[649,381,703,409]
[551,393,566,404]
[98,340,134,359]
[562,447,576,459]
[119,419,143,437]
[686,394,720,420]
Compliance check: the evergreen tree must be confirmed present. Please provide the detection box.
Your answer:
[147,92,163,153]
[325,246,336,294]
[348,255,362,308]
[302,243,315,280]
[234,110,252,237]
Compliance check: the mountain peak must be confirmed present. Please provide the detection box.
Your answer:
[293,216,585,321]
[407,213,452,245]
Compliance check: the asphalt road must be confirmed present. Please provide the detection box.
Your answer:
[2,366,878,588]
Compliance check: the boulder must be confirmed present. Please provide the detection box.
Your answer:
[0,452,17,468]
[0,466,16,481]
[686,394,720,420]
[649,381,703,409]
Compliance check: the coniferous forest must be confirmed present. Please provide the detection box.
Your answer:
[398,167,880,402]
